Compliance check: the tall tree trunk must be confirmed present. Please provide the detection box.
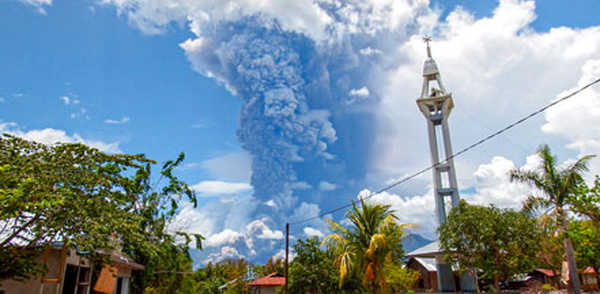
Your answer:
[494,273,501,294]
[564,238,581,294]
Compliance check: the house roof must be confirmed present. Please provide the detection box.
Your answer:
[406,240,445,258]
[414,257,437,272]
[582,267,597,275]
[110,252,145,271]
[247,272,285,286]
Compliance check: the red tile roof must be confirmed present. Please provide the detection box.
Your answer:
[582,267,597,274]
[247,273,285,286]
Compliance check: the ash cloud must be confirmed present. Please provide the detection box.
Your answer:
[180,17,386,219]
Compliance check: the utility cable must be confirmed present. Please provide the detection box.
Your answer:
[290,77,600,226]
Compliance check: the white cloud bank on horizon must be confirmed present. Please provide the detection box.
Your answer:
[0,121,122,153]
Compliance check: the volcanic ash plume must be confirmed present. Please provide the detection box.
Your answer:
[181,20,342,215]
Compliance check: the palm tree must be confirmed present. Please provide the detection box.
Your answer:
[510,144,595,294]
[323,198,406,294]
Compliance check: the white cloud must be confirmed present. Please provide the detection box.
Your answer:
[103,116,131,125]
[176,162,200,171]
[191,180,253,196]
[318,181,337,191]
[291,181,312,190]
[101,0,334,40]
[101,0,430,42]
[17,0,51,8]
[203,229,243,248]
[59,95,70,105]
[303,227,324,238]
[264,199,277,208]
[0,122,121,153]
[462,156,533,209]
[363,188,437,239]
[541,59,600,160]
[246,220,284,240]
[201,151,252,182]
[348,87,370,97]
[360,47,381,56]
[205,246,244,264]
[70,108,88,120]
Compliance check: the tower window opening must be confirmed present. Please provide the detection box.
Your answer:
[434,124,446,159]
[440,171,450,189]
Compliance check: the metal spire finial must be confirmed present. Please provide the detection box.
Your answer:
[423,36,432,58]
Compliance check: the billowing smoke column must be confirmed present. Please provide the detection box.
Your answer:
[182,17,377,219]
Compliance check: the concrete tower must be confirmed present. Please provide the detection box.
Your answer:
[416,37,461,292]
[417,37,460,224]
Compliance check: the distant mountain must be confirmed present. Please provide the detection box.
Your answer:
[403,233,432,253]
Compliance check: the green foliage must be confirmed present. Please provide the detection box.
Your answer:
[288,237,339,294]
[255,256,284,278]
[541,283,555,291]
[0,134,201,294]
[0,134,149,280]
[323,198,408,293]
[194,259,251,294]
[572,176,600,223]
[383,263,419,293]
[439,200,541,293]
[569,220,600,270]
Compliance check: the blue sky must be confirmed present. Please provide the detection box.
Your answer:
[0,0,242,175]
[3,0,600,264]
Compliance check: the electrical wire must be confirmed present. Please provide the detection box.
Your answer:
[289,77,600,226]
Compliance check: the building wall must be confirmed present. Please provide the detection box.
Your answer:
[2,248,68,294]
[1,247,137,294]
[256,285,278,294]
[406,258,438,292]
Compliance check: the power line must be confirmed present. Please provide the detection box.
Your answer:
[290,77,600,226]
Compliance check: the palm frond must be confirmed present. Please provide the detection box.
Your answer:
[569,154,595,174]
[522,195,552,215]
[336,251,354,287]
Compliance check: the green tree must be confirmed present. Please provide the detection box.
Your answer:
[323,199,407,294]
[571,176,600,223]
[288,237,339,294]
[438,200,541,294]
[536,221,563,285]
[120,152,203,294]
[383,263,419,293]
[195,259,252,294]
[570,220,600,286]
[0,134,202,293]
[510,144,594,294]
[0,134,149,281]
